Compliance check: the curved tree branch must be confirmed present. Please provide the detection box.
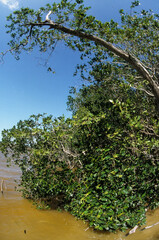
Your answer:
[25,11,159,105]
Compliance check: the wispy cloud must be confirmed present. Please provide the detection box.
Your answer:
[0,0,19,10]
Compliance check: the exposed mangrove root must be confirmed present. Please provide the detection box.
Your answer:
[85,227,89,232]
[126,208,149,236]
[126,225,139,235]
[1,179,4,194]
[141,222,159,231]
[126,221,159,236]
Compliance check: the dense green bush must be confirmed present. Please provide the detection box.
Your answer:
[0,115,80,204]
[1,96,159,232]
[66,97,159,231]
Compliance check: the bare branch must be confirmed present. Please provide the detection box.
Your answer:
[61,143,78,158]
[138,88,154,97]
[46,11,52,22]
[0,39,28,64]
[29,25,34,38]
[127,83,154,97]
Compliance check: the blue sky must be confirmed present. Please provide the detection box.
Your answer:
[0,0,158,137]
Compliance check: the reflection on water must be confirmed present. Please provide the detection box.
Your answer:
[0,152,159,240]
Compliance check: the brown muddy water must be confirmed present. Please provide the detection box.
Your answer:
[0,152,159,240]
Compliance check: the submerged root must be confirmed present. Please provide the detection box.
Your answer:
[1,179,4,194]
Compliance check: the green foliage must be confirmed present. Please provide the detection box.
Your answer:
[1,90,159,232]
[0,114,80,203]
[67,97,159,231]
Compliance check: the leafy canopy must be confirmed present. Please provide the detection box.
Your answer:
[2,0,159,109]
